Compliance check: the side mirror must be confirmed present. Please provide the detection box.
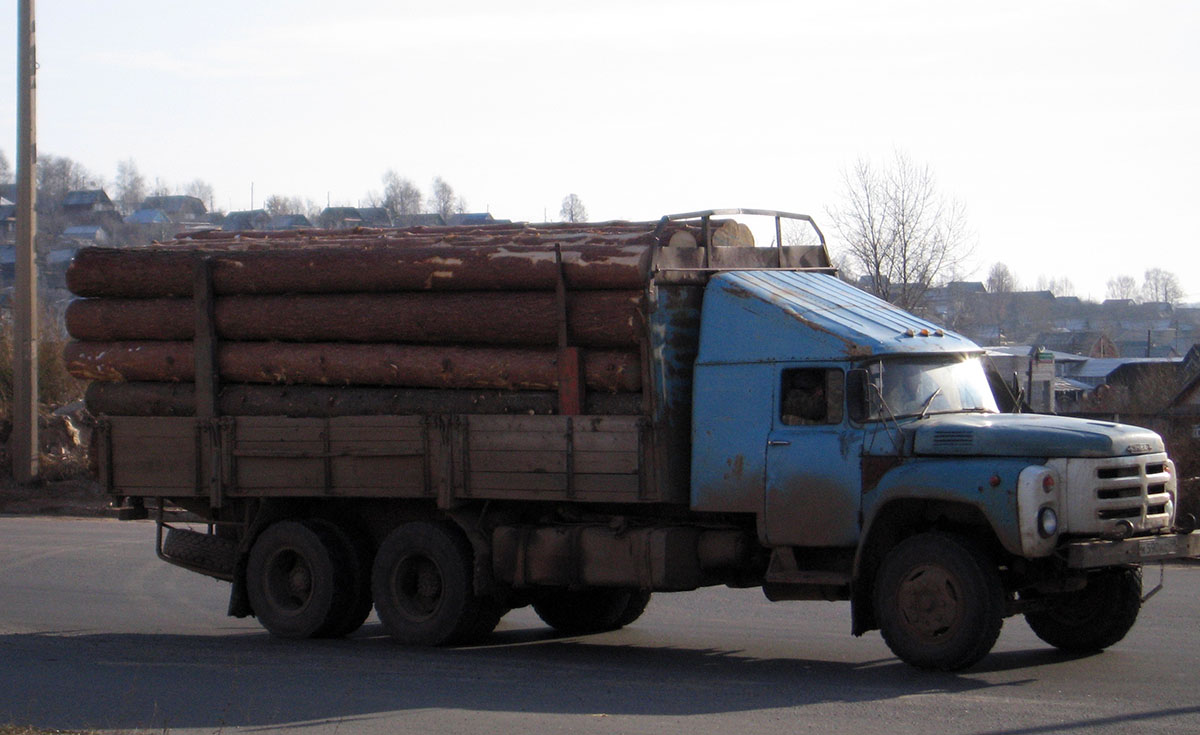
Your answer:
[846,368,869,422]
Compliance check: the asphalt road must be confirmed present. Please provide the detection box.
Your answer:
[1,517,1198,735]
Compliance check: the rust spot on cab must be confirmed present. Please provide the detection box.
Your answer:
[725,454,745,480]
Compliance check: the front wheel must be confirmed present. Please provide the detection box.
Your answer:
[1025,568,1141,653]
[874,532,1005,671]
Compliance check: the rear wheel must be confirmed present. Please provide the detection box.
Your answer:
[307,518,374,637]
[874,532,1005,671]
[371,522,481,646]
[1025,568,1141,653]
[533,588,648,634]
[246,520,352,639]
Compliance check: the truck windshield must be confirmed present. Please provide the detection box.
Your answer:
[864,356,998,420]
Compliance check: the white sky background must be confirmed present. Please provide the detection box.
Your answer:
[1,0,1197,301]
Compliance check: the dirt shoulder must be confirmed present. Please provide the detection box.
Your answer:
[0,474,111,518]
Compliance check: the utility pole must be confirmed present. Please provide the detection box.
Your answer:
[13,0,39,483]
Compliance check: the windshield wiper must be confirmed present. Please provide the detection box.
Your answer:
[918,387,943,420]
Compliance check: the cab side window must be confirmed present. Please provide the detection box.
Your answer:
[780,368,844,426]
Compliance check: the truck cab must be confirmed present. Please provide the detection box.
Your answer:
[689,270,1196,669]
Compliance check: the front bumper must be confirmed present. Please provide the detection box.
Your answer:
[1065,531,1200,569]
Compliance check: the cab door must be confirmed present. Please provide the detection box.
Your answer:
[763,366,864,547]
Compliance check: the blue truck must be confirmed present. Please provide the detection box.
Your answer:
[90,210,1200,670]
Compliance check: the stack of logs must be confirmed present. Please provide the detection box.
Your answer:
[65,221,700,418]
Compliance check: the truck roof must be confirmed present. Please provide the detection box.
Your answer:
[696,271,981,364]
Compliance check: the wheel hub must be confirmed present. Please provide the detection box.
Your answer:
[896,564,961,640]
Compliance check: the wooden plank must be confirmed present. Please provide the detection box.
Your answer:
[331,456,425,491]
[574,474,641,495]
[109,417,197,491]
[574,451,639,474]
[469,450,566,474]
[469,431,568,452]
[572,431,639,452]
[469,472,568,492]
[570,416,641,432]
[329,440,425,456]
[466,450,636,475]
[234,458,324,490]
[235,441,325,455]
[467,415,569,433]
[329,414,424,429]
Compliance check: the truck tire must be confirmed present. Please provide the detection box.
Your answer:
[162,527,237,578]
[246,520,354,639]
[457,596,509,645]
[874,532,1005,671]
[307,518,375,638]
[532,588,645,634]
[614,589,652,627]
[371,521,482,646]
[1025,567,1141,653]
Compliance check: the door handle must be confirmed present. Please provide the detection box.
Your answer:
[768,440,791,447]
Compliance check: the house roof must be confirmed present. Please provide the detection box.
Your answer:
[393,214,446,227]
[62,224,107,240]
[62,189,113,208]
[45,247,79,265]
[1033,330,1117,356]
[356,207,391,226]
[1065,357,1180,382]
[268,214,311,230]
[140,195,207,216]
[222,210,271,231]
[446,212,497,226]
[125,208,171,225]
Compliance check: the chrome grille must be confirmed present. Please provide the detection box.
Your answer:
[1091,454,1174,529]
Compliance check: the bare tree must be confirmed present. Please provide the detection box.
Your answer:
[263,195,298,217]
[183,179,214,211]
[986,262,1017,293]
[1036,275,1075,297]
[35,154,99,248]
[0,149,11,185]
[1141,268,1184,304]
[37,154,98,209]
[826,152,970,310]
[429,176,465,220]
[149,177,172,198]
[559,193,587,222]
[1105,275,1139,301]
[113,159,146,214]
[381,171,422,219]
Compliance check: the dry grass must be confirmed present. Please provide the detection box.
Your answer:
[0,309,88,482]
[0,311,84,420]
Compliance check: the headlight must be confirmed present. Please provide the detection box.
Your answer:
[1037,506,1058,538]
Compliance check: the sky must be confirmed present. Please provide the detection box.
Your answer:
[1,0,1197,302]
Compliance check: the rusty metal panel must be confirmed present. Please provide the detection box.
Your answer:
[108,417,197,493]
[492,525,703,590]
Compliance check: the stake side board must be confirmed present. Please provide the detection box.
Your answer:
[97,414,674,505]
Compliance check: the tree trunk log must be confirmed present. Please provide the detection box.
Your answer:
[65,291,642,347]
[65,341,641,393]
[84,382,643,417]
[66,240,661,297]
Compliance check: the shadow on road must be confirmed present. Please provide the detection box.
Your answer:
[0,621,1035,732]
